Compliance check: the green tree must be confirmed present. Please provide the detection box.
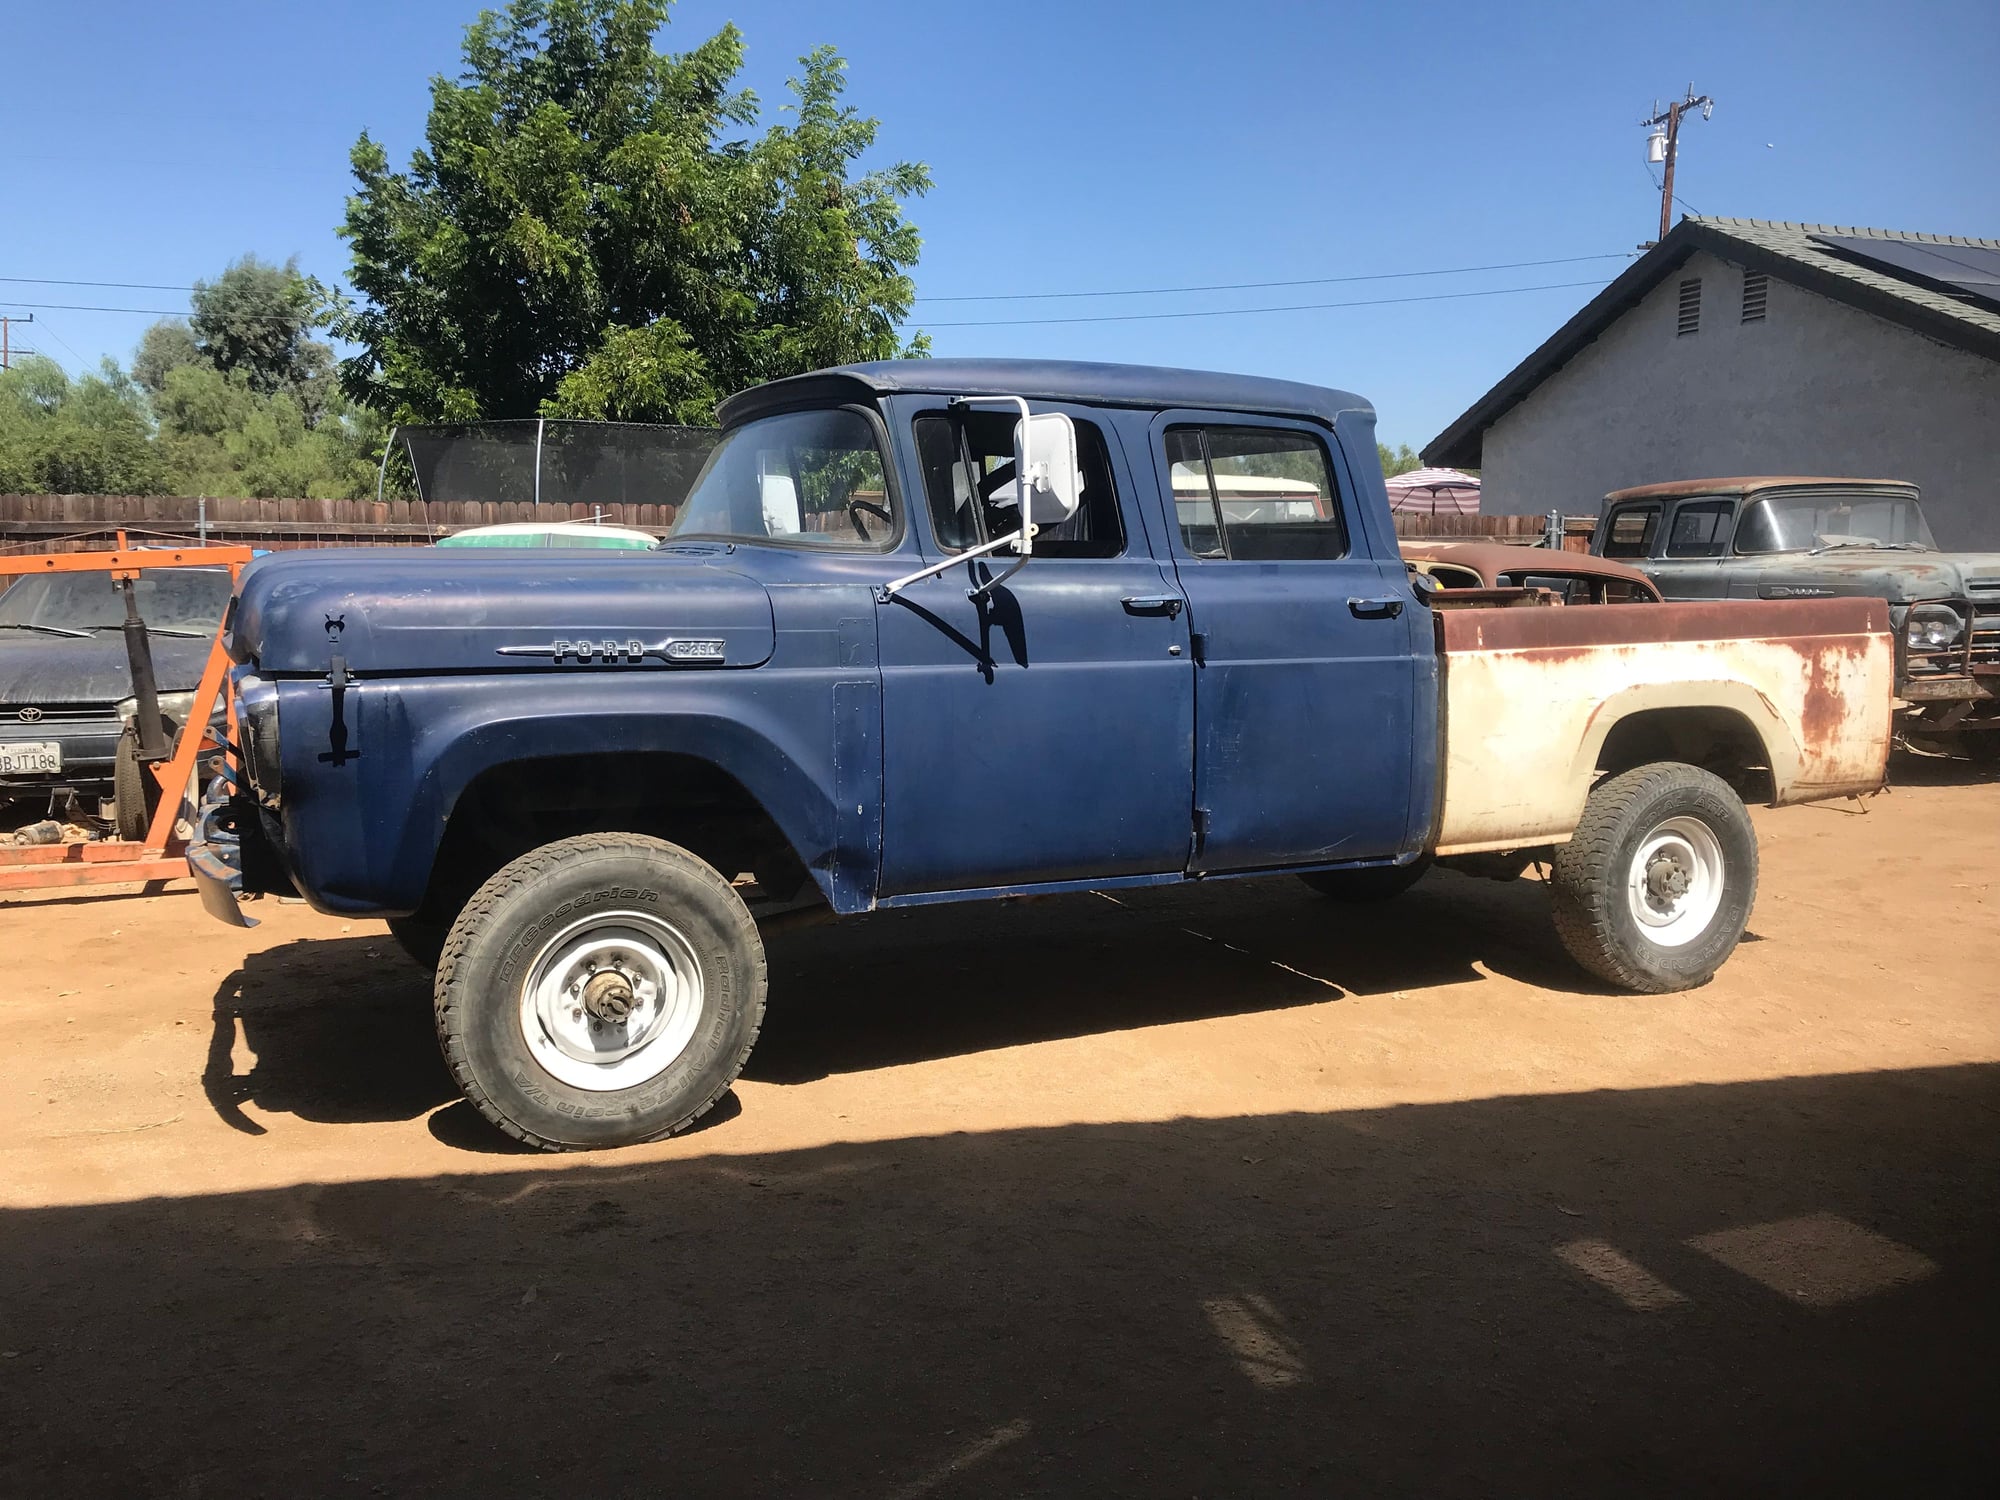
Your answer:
[131,321,202,395]
[1378,442,1421,478]
[189,255,339,421]
[337,0,929,424]
[0,356,167,495]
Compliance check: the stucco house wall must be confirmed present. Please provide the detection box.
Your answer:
[1478,248,2000,548]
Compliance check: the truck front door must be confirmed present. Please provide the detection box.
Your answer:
[872,399,1196,896]
[1148,413,1425,873]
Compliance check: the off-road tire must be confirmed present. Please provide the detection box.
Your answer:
[1549,762,1757,993]
[434,832,767,1151]
[1297,856,1432,902]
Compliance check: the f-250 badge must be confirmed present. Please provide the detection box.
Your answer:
[496,637,726,663]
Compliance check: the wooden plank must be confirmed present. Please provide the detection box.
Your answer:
[0,857,190,892]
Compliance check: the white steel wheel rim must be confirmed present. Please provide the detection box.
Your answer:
[1625,815,1725,948]
[518,910,706,1092]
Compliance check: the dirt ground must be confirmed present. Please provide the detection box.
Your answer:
[2,758,1996,1497]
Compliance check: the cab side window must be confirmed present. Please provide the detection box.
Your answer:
[913,409,1124,558]
[1166,425,1346,561]
[1665,499,1734,557]
[1602,504,1661,558]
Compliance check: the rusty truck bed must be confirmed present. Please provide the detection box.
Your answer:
[1432,598,1894,855]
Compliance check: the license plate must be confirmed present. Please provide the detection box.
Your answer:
[0,740,62,776]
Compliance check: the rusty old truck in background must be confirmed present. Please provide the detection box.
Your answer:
[1595,476,2000,758]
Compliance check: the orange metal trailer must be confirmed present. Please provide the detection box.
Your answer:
[0,536,252,894]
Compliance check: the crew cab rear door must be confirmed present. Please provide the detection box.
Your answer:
[1145,411,1425,872]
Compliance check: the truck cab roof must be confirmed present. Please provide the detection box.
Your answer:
[717,358,1374,430]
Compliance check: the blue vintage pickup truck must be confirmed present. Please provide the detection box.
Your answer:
[192,360,1895,1149]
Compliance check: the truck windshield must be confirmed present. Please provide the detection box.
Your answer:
[0,569,232,635]
[667,408,894,549]
[1736,492,1936,553]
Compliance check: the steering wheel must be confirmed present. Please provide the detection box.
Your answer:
[847,498,892,540]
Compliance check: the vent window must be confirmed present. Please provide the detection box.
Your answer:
[1742,271,1768,323]
[1677,277,1702,336]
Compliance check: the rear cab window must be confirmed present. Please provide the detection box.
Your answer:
[1164,425,1347,561]
[1601,504,1661,558]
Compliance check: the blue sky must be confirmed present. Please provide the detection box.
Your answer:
[4,0,1993,449]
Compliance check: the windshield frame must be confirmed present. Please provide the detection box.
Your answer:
[664,403,906,554]
[1733,488,1936,556]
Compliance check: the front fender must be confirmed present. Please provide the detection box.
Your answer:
[273,667,879,916]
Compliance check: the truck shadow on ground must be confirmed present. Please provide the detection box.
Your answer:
[201,869,1597,1134]
[747,869,1600,1083]
[1887,747,2000,789]
[6,1063,1995,1497]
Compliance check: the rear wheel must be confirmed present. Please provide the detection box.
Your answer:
[434,832,766,1151]
[1549,762,1757,993]
[1297,856,1431,903]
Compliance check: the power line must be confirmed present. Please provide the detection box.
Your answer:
[919,278,1615,329]
[913,252,1639,303]
[1,249,1644,305]
[0,275,197,292]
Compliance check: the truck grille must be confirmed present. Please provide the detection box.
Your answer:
[1972,605,2000,669]
[0,702,118,724]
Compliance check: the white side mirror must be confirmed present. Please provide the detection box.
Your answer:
[1015,412,1083,525]
[759,470,801,535]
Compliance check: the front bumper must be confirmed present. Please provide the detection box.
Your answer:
[188,774,257,926]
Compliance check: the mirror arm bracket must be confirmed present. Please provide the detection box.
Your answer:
[876,395,1037,604]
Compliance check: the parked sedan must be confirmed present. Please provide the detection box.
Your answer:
[0,567,233,824]
[1402,541,1665,603]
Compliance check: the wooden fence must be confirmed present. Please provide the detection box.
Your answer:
[1,494,1595,554]
[0,494,681,553]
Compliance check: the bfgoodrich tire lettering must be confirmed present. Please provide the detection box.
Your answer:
[1549,763,1758,994]
[434,833,767,1150]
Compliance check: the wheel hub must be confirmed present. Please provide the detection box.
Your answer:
[518,912,706,1092]
[1625,815,1726,948]
[581,968,637,1021]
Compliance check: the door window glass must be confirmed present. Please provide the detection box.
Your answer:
[914,410,1124,557]
[1601,504,1660,557]
[1665,499,1734,557]
[1166,425,1346,561]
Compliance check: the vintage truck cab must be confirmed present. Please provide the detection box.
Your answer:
[1594,477,2000,756]
[194,361,1894,1150]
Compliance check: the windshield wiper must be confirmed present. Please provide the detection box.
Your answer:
[141,626,211,638]
[0,621,92,639]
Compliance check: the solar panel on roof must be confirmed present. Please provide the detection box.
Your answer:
[1809,233,2000,310]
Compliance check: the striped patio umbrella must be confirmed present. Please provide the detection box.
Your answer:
[1384,466,1481,516]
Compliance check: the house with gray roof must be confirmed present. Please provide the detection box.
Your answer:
[1424,217,2000,548]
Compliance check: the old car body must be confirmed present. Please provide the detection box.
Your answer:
[1402,541,1665,603]
[1593,477,2000,752]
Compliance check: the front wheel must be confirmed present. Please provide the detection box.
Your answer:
[435,833,767,1150]
[1549,763,1757,993]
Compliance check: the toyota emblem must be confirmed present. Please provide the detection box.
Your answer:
[16,706,42,723]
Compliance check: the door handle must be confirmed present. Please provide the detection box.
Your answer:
[1347,595,1404,619]
[1122,595,1184,618]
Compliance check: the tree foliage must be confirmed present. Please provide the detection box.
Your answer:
[337,0,929,424]
[0,257,386,500]
[190,255,339,422]
[1378,442,1421,478]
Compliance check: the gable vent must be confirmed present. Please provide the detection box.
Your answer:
[1677,277,1702,336]
[1742,270,1769,323]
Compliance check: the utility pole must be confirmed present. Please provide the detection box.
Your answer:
[1642,88,1714,243]
[0,312,32,370]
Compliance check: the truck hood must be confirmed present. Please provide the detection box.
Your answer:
[1724,551,2000,604]
[0,631,216,705]
[230,549,777,675]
